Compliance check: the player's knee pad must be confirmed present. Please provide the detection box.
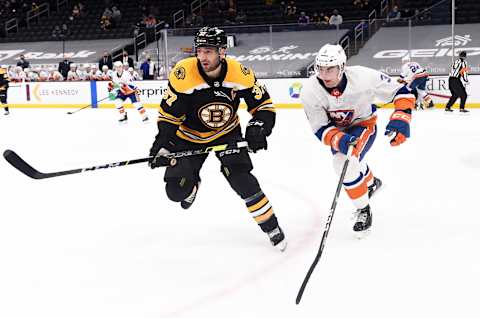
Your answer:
[221,165,260,199]
[165,177,196,202]
[332,153,362,183]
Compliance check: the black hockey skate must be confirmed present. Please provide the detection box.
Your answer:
[445,107,454,113]
[180,183,199,209]
[4,110,9,115]
[267,226,287,252]
[118,113,128,123]
[368,177,382,198]
[427,100,434,109]
[459,109,470,114]
[353,205,372,237]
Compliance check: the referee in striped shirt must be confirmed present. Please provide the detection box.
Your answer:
[445,51,469,113]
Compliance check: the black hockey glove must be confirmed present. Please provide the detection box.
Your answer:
[149,135,175,169]
[245,119,268,153]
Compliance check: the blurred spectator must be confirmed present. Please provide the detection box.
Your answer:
[265,0,274,7]
[58,58,72,79]
[191,12,204,27]
[140,57,156,80]
[102,7,112,19]
[387,6,401,22]
[99,51,113,70]
[16,55,30,70]
[52,25,61,38]
[145,14,157,28]
[101,65,112,80]
[112,6,121,25]
[286,1,297,17]
[319,12,329,24]
[298,11,309,25]
[72,5,80,18]
[31,2,39,14]
[235,9,247,24]
[89,64,102,80]
[117,51,134,68]
[128,67,141,80]
[67,64,80,81]
[61,24,70,36]
[329,9,343,26]
[101,15,112,30]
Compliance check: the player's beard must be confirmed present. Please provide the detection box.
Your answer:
[201,57,221,73]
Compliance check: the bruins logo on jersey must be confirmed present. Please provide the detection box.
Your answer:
[198,102,233,129]
[240,64,250,76]
[174,66,186,80]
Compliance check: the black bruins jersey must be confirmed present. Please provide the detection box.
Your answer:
[157,57,275,144]
[0,67,9,92]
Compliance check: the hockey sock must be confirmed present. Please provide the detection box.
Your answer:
[245,191,278,232]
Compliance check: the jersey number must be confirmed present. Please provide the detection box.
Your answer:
[163,87,177,106]
[252,83,266,100]
[409,65,419,73]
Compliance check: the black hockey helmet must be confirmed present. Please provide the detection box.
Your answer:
[459,51,467,58]
[194,27,227,50]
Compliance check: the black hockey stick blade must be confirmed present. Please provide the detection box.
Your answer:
[3,149,49,179]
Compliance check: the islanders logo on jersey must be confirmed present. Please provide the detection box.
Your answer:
[289,82,303,98]
[328,109,354,127]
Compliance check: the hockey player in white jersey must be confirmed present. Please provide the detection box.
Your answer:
[399,55,433,109]
[301,44,415,235]
[108,61,148,123]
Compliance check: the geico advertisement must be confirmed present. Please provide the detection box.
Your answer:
[96,80,168,106]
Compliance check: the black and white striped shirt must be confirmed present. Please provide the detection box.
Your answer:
[449,58,469,82]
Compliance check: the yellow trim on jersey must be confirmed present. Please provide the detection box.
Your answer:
[157,106,185,125]
[248,99,276,115]
[0,68,7,75]
[168,57,206,94]
[176,117,240,144]
[223,57,255,89]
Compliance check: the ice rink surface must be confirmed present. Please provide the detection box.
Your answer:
[1,107,480,318]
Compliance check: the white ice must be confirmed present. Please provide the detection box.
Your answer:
[1,107,480,318]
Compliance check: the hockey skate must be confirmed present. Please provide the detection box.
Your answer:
[459,109,470,115]
[444,107,454,113]
[368,177,383,198]
[181,183,199,209]
[4,110,9,115]
[267,226,287,252]
[426,100,434,109]
[353,205,372,239]
[118,112,128,124]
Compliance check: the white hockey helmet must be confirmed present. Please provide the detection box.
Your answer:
[113,60,123,71]
[314,44,347,79]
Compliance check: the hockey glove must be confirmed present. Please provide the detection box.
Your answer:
[385,110,411,146]
[331,132,358,156]
[246,119,268,153]
[149,136,175,169]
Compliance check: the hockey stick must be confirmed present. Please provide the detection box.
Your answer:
[295,144,355,305]
[3,141,248,180]
[66,96,111,115]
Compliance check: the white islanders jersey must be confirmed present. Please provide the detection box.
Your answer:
[110,70,136,88]
[301,65,409,134]
[400,62,427,83]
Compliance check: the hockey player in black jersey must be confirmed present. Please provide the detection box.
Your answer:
[0,66,9,115]
[148,27,286,251]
